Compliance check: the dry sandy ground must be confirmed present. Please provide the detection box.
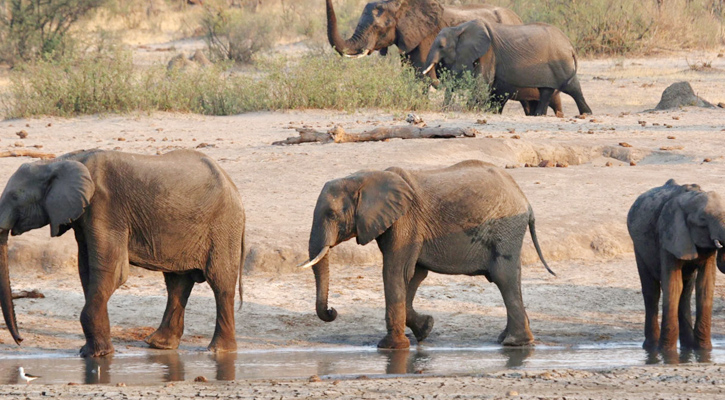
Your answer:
[0,51,724,397]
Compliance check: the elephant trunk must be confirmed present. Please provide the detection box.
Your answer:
[0,230,21,345]
[312,253,337,322]
[718,249,725,274]
[325,0,369,57]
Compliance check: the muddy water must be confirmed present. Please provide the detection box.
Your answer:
[1,342,724,385]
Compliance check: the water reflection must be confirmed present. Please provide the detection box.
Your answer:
[84,357,112,384]
[645,348,712,365]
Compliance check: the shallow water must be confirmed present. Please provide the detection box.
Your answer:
[3,341,724,385]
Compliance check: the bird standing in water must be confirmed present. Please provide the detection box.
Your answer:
[18,367,40,385]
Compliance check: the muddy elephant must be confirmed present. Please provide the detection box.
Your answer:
[299,160,554,349]
[0,149,245,357]
[627,179,725,352]
[424,20,592,116]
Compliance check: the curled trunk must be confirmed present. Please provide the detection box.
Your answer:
[325,0,366,56]
[0,231,21,344]
[312,254,337,322]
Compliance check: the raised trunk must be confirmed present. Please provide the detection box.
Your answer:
[325,0,365,56]
[0,230,21,345]
[312,254,337,322]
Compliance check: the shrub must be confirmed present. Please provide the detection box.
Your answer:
[6,50,433,117]
[0,0,108,65]
[200,3,277,63]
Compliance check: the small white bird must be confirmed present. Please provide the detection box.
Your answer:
[18,367,40,385]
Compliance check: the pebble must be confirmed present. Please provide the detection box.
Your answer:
[16,130,28,138]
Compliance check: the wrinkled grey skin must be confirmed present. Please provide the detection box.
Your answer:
[304,160,553,349]
[424,21,592,116]
[627,179,725,353]
[0,149,245,357]
[325,0,521,80]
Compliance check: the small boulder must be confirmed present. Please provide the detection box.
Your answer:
[655,81,714,110]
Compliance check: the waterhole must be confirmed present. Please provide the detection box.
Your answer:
[2,341,724,385]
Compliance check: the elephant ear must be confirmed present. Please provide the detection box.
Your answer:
[355,171,414,245]
[44,160,95,237]
[659,196,698,261]
[455,20,492,71]
[395,0,443,53]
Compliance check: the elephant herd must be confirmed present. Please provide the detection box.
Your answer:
[326,0,592,116]
[0,0,717,359]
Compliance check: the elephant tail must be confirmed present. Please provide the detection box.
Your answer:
[528,206,555,276]
[238,229,245,311]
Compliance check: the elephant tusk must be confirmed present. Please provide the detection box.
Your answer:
[343,49,371,59]
[298,246,330,269]
[716,240,723,249]
[422,64,434,75]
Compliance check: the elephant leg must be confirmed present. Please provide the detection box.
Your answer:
[406,265,433,343]
[205,261,239,352]
[80,230,129,358]
[145,273,196,350]
[520,100,536,116]
[74,229,90,296]
[560,76,592,115]
[659,256,683,352]
[549,92,564,117]
[694,256,716,350]
[532,88,555,116]
[636,252,660,351]
[490,254,534,346]
[678,269,696,349]
[377,240,421,350]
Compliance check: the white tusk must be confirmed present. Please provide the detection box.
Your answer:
[422,64,434,75]
[715,240,723,249]
[343,49,371,59]
[298,246,330,269]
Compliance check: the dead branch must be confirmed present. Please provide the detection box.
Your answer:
[0,149,55,159]
[273,125,478,145]
[12,289,45,299]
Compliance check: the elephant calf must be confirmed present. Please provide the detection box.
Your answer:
[0,149,245,357]
[300,160,554,349]
[424,20,592,116]
[627,179,725,352]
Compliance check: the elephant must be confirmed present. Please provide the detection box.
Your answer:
[325,0,562,115]
[299,160,554,349]
[627,179,725,352]
[0,149,245,357]
[423,20,592,116]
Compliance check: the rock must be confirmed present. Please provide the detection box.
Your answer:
[538,160,553,168]
[704,158,712,162]
[506,390,519,396]
[619,142,632,147]
[16,130,28,139]
[667,136,676,139]
[556,161,569,168]
[116,382,126,387]
[309,375,322,382]
[605,161,613,167]
[660,145,684,151]
[405,113,424,125]
[13,141,24,147]
[655,81,714,110]
[194,376,208,382]
[505,164,518,169]
[511,134,520,139]
[719,102,725,108]
[190,50,213,67]
[476,119,487,124]
[630,161,637,166]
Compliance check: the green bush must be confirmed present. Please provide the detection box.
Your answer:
[0,0,108,65]
[6,51,434,117]
[200,4,277,63]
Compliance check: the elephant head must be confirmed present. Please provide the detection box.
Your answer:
[423,20,491,76]
[658,189,725,272]
[326,0,443,57]
[0,159,95,345]
[299,170,414,322]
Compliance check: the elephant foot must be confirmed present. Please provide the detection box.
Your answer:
[694,338,713,351]
[208,336,237,353]
[497,328,534,347]
[80,340,114,358]
[145,329,181,350]
[409,315,434,342]
[642,339,659,352]
[377,333,410,350]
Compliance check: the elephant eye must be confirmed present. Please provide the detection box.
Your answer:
[326,209,338,220]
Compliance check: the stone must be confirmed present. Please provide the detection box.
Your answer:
[16,130,28,139]
[655,81,714,110]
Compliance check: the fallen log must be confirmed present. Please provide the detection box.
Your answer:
[0,149,55,159]
[273,125,478,145]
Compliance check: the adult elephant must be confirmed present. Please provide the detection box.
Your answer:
[627,179,725,352]
[424,21,592,116]
[299,160,554,349]
[0,149,245,357]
